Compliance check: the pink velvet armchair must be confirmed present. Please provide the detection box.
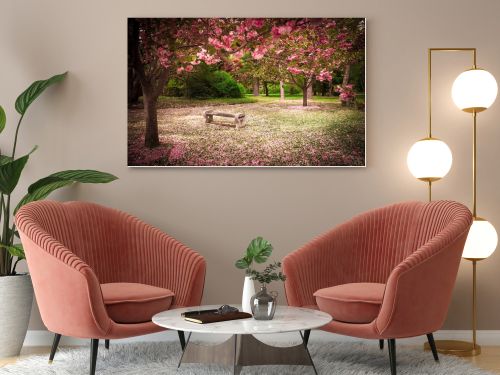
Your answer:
[16,200,206,375]
[283,200,472,375]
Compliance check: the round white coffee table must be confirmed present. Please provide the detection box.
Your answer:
[153,305,332,374]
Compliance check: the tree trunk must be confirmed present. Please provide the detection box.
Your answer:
[307,82,313,99]
[302,84,308,107]
[129,18,168,149]
[264,82,269,96]
[279,80,285,102]
[342,64,351,86]
[143,92,160,148]
[302,78,313,106]
[252,78,260,96]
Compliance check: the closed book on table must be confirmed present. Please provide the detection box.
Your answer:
[183,311,252,324]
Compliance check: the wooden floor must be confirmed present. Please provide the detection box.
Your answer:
[1,345,500,372]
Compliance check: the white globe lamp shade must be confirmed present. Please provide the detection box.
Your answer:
[452,69,498,113]
[462,218,498,259]
[407,138,453,181]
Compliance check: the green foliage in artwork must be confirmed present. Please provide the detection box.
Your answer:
[184,64,244,99]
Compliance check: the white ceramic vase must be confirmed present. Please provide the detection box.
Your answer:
[0,274,34,358]
[241,275,255,313]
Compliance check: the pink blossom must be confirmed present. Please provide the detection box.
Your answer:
[271,24,293,38]
[316,69,332,82]
[196,48,220,65]
[249,19,264,28]
[278,25,293,35]
[246,30,258,40]
[233,50,244,59]
[335,84,355,102]
[208,37,225,50]
[287,67,302,75]
[251,45,267,60]
[168,143,186,163]
[176,67,184,74]
[185,64,193,72]
[340,41,353,50]
[157,47,173,68]
[221,35,234,51]
[271,26,281,38]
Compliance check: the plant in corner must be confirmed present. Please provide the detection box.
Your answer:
[0,72,117,358]
[235,237,286,319]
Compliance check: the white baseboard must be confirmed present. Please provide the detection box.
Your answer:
[23,329,500,347]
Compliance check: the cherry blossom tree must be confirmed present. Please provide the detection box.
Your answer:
[129,18,274,147]
[266,19,364,106]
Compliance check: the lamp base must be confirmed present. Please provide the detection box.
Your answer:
[423,340,481,357]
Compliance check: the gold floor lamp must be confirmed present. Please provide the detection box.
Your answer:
[407,48,498,356]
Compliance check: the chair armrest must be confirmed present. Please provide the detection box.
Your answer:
[126,219,206,307]
[18,231,111,339]
[375,228,470,338]
[283,220,358,307]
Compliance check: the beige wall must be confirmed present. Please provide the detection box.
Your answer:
[1,0,500,331]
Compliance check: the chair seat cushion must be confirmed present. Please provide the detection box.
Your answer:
[313,283,385,324]
[101,283,174,324]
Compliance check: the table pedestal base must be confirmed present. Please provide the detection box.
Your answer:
[178,332,317,374]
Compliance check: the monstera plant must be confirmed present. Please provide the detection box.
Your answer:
[0,72,117,358]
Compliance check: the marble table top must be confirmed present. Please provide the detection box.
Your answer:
[152,305,332,335]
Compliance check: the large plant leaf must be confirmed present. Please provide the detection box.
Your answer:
[246,237,273,264]
[0,105,5,134]
[15,72,67,115]
[0,244,24,260]
[0,155,13,166]
[14,169,118,214]
[0,147,37,194]
[235,258,250,269]
[28,170,117,193]
[16,180,74,212]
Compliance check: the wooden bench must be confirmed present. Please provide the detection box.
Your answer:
[204,110,246,129]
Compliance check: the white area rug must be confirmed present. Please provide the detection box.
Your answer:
[0,341,494,374]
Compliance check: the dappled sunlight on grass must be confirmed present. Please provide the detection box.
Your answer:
[128,97,365,166]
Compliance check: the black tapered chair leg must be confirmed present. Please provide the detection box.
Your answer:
[303,329,311,347]
[426,333,439,362]
[48,333,62,363]
[379,339,384,350]
[105,339,110,350]
[388,339,396,375]
[177,330,186,350]
[90,339,99,375]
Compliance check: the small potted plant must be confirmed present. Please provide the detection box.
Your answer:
[235,237,286,319]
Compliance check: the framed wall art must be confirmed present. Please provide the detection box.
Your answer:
[128,18,365,167]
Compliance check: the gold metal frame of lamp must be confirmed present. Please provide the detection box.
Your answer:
[422,47,488,357]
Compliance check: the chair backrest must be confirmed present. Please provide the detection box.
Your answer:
[16,200,140,284]
[342,200,469,284]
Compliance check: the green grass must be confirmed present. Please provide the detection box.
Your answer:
[136,93,364,109]
[155,96,258,108]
